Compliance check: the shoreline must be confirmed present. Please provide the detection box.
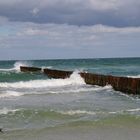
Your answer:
[1,115,140,140]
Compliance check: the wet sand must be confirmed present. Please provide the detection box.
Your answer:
[1,117,140,140]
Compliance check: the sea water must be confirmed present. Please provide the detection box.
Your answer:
[0,58,140,140]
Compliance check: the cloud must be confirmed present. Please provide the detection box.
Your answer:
[88,0,121,11]
[0,0,140,26]
[1,22,140,45]
[0,16,9,25]
[0,1,139,60]
[0,22,140,60]
[31,8,40,16]
[87,24,140,33]
[17,28,48,36]
[0,0,22,6]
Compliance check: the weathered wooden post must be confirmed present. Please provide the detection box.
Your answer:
[20,66,42,72]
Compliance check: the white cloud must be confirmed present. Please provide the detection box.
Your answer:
[88,24,140,33]
[3,22,140,47]
[17,28,48,36]
[31,8,40,16]
[0,22,140,59]
[88,0,121,11]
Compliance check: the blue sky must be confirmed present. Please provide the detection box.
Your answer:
[0,0,140,60]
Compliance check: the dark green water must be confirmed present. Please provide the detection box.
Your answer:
[0,58,140,140]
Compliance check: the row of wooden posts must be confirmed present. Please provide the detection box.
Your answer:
[20,66,140,95]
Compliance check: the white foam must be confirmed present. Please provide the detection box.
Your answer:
[127,108,140,112]
[0,68,14,72]
[101,85,112,90]
[41,66,52,69]
[0,91,24,98]
[13,61,30,72]
[50,85,112,94]
[58,110,96,116]
[0,61,30,72]
[109,108,140,115]
[0,72,85,89]
[127,75,140,78]
[0,108,20,115]
[49,87,99,94]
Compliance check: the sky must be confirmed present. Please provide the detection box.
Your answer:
[0,0,140,60]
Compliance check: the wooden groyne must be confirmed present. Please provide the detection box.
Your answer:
[20,66,42,72]
[44,68,73,79]
[43,68,140,95]
[80,72,140,95]
[20,66,140,95]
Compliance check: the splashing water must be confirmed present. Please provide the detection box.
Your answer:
[13,61,30,72]
[0,61,30,72]
[0,71,85,89]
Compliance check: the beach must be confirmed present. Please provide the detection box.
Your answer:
[1,115,140,140]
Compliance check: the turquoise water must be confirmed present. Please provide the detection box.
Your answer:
[0,58,140,140]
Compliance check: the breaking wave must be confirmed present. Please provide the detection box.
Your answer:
[58,108,140,116]
[57,110,96,116]
[0,85,113,98]
[0,108,20,115]
[0,72,85,89]
[0,91,24,98]
[13,61,30,72]
[0,61,30,72]
[127,75,140,78]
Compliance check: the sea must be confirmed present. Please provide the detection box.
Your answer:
[0,58,140,140]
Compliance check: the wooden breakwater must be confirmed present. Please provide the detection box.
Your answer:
[20,66,140,95]
[43,68,73,79]
[20,66,42,72]
[80,72,140,95]
[43,68,140,95]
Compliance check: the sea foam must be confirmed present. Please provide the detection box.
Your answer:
[13,61,30,72]
[0,108,20,115]
[0,61,30,72]
[57,110,96,116]
[127,75,140,78]
[0,91,24,98]
[0,72,86,89]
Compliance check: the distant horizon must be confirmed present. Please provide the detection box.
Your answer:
[0,56,140,61]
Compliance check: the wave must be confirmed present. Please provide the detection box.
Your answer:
[1,107,139,116]
[0,72,85,89]
[0,61,30,72]
[109,108,140,115]
[58,108,140,116]
[49,86,105,94]
[53,107,140,116]
[0,68,14,72]
[127,75,140,78]
[0,108,20,115]
[13,61,30,72]
[0,85,113,99]
[57,110,96,116]
[0,91,24,98]
[126,108,140,112]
